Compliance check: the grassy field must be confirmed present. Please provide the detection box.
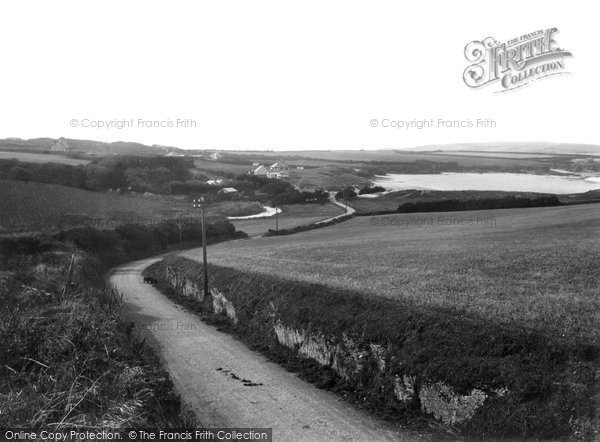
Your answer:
[184,203,600,342]
[0,151,90,165]
[231,203,344,236]
[0,180,258,233]
[0,180,192,233]
[193,159,253,177]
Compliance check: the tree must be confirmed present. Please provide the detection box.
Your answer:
[335,186,356,200]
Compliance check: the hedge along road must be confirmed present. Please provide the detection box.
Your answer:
[110,256,432,441]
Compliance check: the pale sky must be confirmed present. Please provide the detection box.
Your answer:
[0,1,597,150]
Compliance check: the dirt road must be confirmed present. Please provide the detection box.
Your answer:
[317,192,356,224]
[111,257,430,441]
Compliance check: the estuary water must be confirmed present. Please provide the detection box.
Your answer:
[372,172,600,194]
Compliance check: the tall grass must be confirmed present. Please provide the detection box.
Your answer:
[0,250,190,428]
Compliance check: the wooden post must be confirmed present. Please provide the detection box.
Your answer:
[61,253,75,296]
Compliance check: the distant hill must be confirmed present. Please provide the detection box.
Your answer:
[407,142,600,156]
[0,137,192,156]
[2,138,599,159]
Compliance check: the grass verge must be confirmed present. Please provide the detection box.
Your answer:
[0,249,195,428]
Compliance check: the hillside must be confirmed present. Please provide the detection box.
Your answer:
[408,141,600,156]
[0,180,233,234]
[0,151,90,165]
[0,137,186,156]
[183,203,600,342]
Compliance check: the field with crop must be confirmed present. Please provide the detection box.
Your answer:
[0,180,256,234]
[229,148,556,166]
[230,203,344,236]
[183,203,600,342]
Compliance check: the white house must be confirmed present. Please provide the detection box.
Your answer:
[218,187,238,194]
[209,152,223,161]
[253,165,268,176]
[267,160,290,179]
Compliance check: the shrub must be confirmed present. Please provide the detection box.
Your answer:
[358,185,385,195]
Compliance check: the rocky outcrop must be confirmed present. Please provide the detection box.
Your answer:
[419,383,488,426]
[271,321,503,426]
[166,264,204,302]
[211,288,238,324]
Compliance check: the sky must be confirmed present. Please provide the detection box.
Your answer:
[0,1,598,151]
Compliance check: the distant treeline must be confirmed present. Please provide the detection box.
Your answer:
[396,195,562,213]
[358,185,385,195]
[0,218,245,263]
[0,157,330,205]
[0,156,194,194]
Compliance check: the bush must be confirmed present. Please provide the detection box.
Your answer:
[0,236,54,258]
[358,185,385,195]
[0,156,196,194]
[335,187,357,200]
[51,218,245,264]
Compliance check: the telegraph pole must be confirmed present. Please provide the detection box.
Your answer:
[176,211,183,250]
[193,197,209,298]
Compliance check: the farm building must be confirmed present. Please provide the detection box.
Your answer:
[218,187,238,194]
[209,152,223,161]
[267,161,290,179]
[253,165,268,176]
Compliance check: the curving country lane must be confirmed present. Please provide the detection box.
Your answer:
[110,256,432,442]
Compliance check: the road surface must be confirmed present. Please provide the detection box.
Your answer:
[317,192,356,224]
[111,256,431,442]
